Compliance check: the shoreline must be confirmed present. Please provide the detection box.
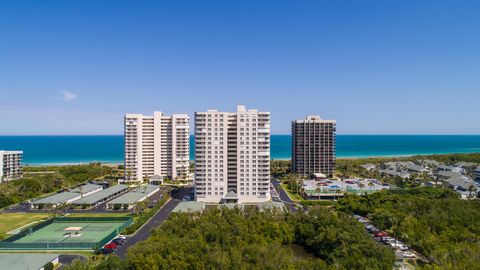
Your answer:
[25,161,123,167]
[22,151,480,166]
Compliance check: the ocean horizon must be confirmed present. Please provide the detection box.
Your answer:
[1,135,480,165]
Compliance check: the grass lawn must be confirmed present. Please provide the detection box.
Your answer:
[67,212,131,218]
[0,213,50,240]
[280,183,305,201]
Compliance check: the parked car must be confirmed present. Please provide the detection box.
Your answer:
[403,251,416,258]
[117,235,127,240]
[390,242,408,250]
[112,238,124,246]
[374,231,388,237]
[104,243,117,249]
[381,237,395,244]
[366,225,378,233]
[95,247,114,255]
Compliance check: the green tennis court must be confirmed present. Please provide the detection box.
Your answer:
[13,222,125,244]
[0,217,133,250]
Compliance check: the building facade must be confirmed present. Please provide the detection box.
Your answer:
[0,150,23,183]
[124,112,189,183]
[194,105,271,203]
[291,115,336,177]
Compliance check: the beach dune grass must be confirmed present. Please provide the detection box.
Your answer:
[0,213,50,240]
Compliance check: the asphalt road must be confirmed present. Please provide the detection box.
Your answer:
[272,179,293,203]
[115,186,193,259]
[272,179,298,212]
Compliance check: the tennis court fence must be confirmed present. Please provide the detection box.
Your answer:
[0,216,133,250]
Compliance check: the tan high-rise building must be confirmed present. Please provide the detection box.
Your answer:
[194,105,271,203]
[0,150,23,183]
[124,112,189,183]
[292,115,336,178]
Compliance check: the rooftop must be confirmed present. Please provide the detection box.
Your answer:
[454,162,478,168]
[72,184,129,205]
[405,164,429,172]
[293,115,336,123]
[224,191,238,199]
[107,185,159,205]
[422,160,441,166]
[379,169,411,178]
[70,184,103,194]
[361,164,376,170]
[437,171,476,190]
[437,165,463,171]
[256,201,285,211]
[33,192,80,205]
[0,253,58,270]
[172,201,206,213]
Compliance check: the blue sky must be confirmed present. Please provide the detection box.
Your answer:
[0,0,479,135]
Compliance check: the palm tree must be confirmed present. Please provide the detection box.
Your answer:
[334,189,341,201]
[295,177,304,196]
[132,201,140,215]
[358,182,365,195]
[139,201,148,214]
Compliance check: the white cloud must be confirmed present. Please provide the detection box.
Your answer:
[62,91,77,101]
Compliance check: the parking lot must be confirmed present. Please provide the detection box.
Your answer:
[352,214,427,267]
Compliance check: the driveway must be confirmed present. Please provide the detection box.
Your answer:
[272,179,293,203]
[272,179,298,212]
[115,186,193,259]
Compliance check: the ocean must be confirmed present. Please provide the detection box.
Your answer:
[0,135,480,165]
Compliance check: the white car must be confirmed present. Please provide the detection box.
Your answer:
[403,251,416,258]
[116,235,127,240]
[391,243,408,251]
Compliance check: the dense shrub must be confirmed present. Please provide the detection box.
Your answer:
[67,207,394,270]
[337,187,480,269]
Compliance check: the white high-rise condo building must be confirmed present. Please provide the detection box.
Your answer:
[0,151,23,183]
[195,105,271,203]
[124,112,190,183]
[292,115,336,178]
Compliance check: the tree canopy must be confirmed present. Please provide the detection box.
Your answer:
[337,187,480,269]
[66,207,394,270]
